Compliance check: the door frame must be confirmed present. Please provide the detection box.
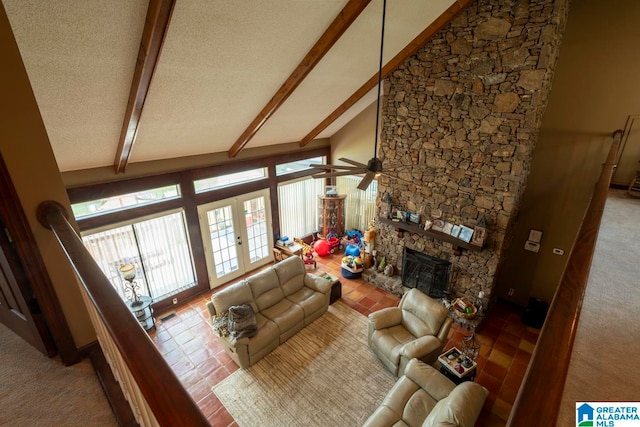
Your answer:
[198,189,273,288]
[0,153,78,363]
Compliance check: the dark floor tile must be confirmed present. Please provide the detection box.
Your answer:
[493,339,518,358]
[496,330,521,347]
[483,359,508,381]
[476,371,504,396]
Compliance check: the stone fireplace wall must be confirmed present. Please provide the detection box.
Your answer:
[373,0,570,306]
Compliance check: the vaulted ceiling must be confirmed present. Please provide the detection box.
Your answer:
[3,0,468,173]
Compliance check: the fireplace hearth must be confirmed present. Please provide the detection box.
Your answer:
[401,247,451,298]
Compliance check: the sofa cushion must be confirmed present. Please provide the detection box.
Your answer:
[212,281,257,314]
[247,313,280,358]
[247,269,284,311]
[421,381,488,427]
[400,290,448,337]
[372,324,416,366]
[260,298,304,337]
[404,359,455,401]
[402,389,439,427]
[286,287,326,317]
[273,256,305,296]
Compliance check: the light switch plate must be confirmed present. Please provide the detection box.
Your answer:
[524,240,540,253]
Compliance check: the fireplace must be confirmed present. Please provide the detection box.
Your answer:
[401,247,451,298]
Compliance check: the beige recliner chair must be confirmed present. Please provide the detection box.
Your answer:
[368,288,453,377]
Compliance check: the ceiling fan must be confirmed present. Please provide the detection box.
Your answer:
[310,0,411,191]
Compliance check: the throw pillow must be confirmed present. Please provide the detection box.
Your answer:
[228,304,258,339]
[212,311,230,338]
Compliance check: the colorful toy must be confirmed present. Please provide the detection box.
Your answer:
[313,239,331,257]
[345,244,361,257]
[303,250,316,269]
[325,233,343,254]
[341,255,364,279]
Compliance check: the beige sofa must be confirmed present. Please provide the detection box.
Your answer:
[363,358,488,427]
[368,288,453,377]
[205,255,331,368]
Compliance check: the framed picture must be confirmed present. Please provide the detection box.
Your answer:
[409,213,420,224]
[458,225,474,243]
[442,222,454,235]
[390,205,403,220]
[450,225,461,238]
[472,226,486,246]
[432,219,445,232]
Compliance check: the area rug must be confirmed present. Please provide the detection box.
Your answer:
[212,301,395,426]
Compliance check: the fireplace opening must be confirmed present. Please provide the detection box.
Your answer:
[401,247,451,298]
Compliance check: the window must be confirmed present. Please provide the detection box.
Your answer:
[336,176,378,231]
[276,156,325,176]
[71,185,180,219]
[194,168,267,193]
[277,177,324,238]
[82,211,196,302]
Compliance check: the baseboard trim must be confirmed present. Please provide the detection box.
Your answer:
[89,346,138,427]
[609,183,628,190]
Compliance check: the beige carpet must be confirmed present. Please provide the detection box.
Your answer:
[558,189,640,424]
[0,322,116,426]
[212,301,395,427]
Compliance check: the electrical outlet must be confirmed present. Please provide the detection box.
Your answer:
[508,288,514,297]
[172,297,178,305]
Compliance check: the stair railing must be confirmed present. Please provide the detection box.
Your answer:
[507,130,623,426]
[37,201,209,427]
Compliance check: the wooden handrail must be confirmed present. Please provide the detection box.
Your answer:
[507,130,623,426]
[37,201,209,427]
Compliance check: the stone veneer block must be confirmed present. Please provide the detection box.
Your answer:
[374,0,570,307]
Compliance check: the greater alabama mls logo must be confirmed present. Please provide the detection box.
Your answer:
[577,402,640,426]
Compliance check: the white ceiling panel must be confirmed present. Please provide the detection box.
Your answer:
[130,0,347,162]
[3,0,148,171]
[4,0,460,171]
[250,0,456,147]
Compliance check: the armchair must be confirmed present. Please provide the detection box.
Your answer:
[368,288,453,377]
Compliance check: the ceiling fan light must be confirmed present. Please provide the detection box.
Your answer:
[367,157,383,172]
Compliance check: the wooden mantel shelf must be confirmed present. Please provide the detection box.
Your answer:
[378,217,483,252]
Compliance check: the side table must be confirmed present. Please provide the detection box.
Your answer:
[437,347,476,385]
[127,296,156,332]
[318,272,342,304]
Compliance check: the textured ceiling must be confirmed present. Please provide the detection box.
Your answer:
[4,0,456,172]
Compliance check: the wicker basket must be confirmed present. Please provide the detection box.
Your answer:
[451,297,477,319]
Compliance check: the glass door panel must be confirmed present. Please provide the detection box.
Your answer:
[240,194,270,268]
[199,189,273,289]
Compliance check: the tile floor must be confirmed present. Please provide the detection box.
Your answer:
[151,254,539,426]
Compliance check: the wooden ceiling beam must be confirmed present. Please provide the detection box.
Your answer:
[114,0,175,173]
[227,0,372,159]
[299,0,475,147]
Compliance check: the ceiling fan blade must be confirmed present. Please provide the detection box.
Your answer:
[313,170,365,179]
[338,158,367,168]
[357,171,376,190]
[309,164,364,171]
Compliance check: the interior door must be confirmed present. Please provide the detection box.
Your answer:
[0,217,55,356]
[199,189,273,288]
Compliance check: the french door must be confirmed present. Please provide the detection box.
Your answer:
[198,189,273,288]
